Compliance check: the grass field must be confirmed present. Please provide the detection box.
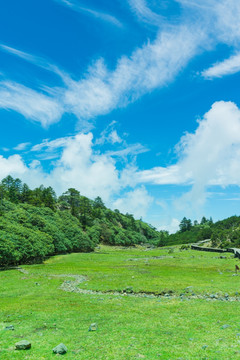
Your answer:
[1,245,240,359]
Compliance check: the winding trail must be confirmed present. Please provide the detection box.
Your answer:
[47,274,240,302]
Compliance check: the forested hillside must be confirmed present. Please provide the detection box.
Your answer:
[0,176,167,266]
[168,215,240,248]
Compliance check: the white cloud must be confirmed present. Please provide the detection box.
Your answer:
[202,53,240,79]
[54,0,123,28]
[1,1,240,127]
[0,22,202,127]
[109,130,123,144]
[0,155,27,179]
[31,137,71,152]
[214,0,240,45]
[0,81,64,127]
[137,165,186,185]
[62,26,202,124]
[0,133,122,201]
[135,101,240,193]
[127,0,163,26]
[0,44,66,80]
[113,186,153,218]
[106,143,148,158]
[158,218,180,234]
[14,142,31,151]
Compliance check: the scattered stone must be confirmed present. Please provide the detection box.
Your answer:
[4,325,14,331]
[123,286,133,293]
[202,345,208,350]
[88,323,98,331]
[222,324,230,329]
[15,340,31,350]
[53,343,67,355]
[35,282,40,286]
[225,293,229,298]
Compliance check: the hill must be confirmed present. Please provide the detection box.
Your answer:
[0,176,167,266]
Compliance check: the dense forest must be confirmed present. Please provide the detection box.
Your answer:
[0,176,168,266]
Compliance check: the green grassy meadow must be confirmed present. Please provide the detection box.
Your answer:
[1,245,240,359]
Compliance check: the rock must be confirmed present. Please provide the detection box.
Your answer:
[15,340,31,350]
[53,343,67,355]
[222,324,230,329]
[88,323,98,331]
[123,286,133,293]
[5,325,14,330]
[202,345,208,349]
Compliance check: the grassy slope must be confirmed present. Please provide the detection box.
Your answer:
[1,246,240,359]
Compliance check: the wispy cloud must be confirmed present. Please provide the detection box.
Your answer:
[0,44,67,81]
[202,53,240,79]
[0,24,201,127]
[14,142,31,151]
[55,0,123,28]
[95,122,123,145]
[105,143,148,158]
[127,0,163,26]
[2,1,240,128]
[0,81,64,127]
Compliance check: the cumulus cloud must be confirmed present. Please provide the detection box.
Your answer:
[158,218,180,234]
[0,133,135,202]
[137,101,240,210]
[0,155,27,179]
[113,186,153,218]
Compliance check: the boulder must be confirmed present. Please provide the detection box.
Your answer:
[15,340,31,350]
[53,343,67,355]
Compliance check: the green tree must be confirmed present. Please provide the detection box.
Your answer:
[179,217,192,232]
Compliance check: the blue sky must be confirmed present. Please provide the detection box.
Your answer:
[1,0,240,232]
